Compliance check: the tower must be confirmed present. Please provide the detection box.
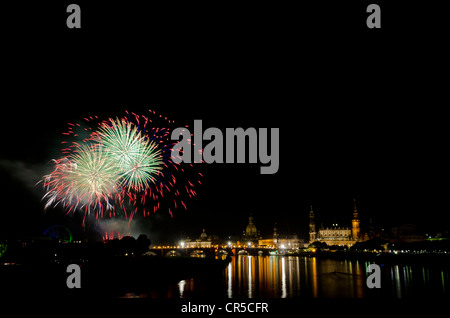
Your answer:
[273,222,279,246]
[351,198,361,240]
[309,205,316,243]
[273,223,279,239]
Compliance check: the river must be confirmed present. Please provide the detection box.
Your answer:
[166,255,449,298]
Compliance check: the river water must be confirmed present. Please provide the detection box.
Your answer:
[168,255,449,298]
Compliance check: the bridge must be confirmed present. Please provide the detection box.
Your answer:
[149,246,279,258]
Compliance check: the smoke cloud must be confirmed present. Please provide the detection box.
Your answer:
[0,159,52,197]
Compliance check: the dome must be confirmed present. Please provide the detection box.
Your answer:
[245,217,258,237]
[200,229,208,240]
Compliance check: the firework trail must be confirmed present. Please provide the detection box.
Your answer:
[40,109,203,226]
[102,230,128,241]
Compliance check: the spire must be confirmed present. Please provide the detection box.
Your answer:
[308,205,316,243]
[352,198,361,240]
[353,198,359,219]
[309,205,315,222]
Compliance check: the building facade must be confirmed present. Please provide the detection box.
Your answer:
[184,229,212,248]
[309,199,364,247]
[257,223,304,249]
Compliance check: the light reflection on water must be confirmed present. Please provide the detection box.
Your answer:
[223,255,369,298]
[177,255,449,298]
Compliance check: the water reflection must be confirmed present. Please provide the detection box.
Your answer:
[221,255,450,298]
[164,256,450,298]
[225,256,365,298]
[178,279,186,298]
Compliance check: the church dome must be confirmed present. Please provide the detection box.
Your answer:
[246,217,258,237]
[200,229,208,240]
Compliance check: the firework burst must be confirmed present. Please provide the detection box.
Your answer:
[96,117,163,192]
[41,143,120,221]
[40,109,203,226]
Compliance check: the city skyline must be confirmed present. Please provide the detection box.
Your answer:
[160,199,446,246]
[1,155,448,242]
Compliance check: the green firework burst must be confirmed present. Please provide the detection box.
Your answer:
[96,118,163,191]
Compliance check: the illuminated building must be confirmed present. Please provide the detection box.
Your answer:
[275,235,304,249]
[309,199,366,247]
[258,224,278,248]
[184,229,212,248]
[241,216,261,245]
[258,224,304,249]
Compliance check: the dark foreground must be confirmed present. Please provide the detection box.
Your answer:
[0,255,229,299]
[1,249,449,316]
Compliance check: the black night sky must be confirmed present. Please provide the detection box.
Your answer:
[1,2,449,244]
